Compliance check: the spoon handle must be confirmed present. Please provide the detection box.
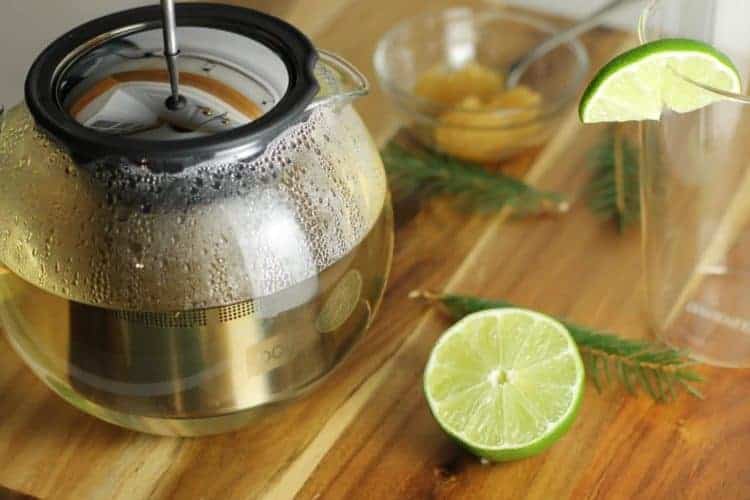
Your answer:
[507,0,642,87]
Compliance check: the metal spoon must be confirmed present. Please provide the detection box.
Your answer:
[506,0,642,88]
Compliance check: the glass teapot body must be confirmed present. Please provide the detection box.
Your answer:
[0,92,387,312]
[0,4,393,435]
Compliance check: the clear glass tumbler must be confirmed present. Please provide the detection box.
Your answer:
[640,0,750,366]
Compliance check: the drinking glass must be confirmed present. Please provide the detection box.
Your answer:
[640,0,750,366]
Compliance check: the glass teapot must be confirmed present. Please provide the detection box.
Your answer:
[0,3,393,436]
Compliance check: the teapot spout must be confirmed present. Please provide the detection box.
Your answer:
[309,51,369,110]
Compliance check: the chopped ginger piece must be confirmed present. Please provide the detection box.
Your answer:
[435,111,542,164]
[414,62,545,164]
[486,86,541,108]
[414,63,506,107]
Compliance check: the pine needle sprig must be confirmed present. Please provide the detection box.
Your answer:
[410,290,704,402]
[382,141,568,215]
[586,127,640,231]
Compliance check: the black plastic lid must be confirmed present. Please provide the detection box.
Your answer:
[25,3,319,170]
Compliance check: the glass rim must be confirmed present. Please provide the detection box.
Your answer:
[638,0,750,104]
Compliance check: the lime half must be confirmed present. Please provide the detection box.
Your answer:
[580,38,742,123]
[424,308,584,462]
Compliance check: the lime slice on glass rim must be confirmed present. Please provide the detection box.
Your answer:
[579,38,742,123]
[424,308,584,462]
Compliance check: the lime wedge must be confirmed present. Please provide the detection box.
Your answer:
[580,38,742,123]
[424,308,584,462]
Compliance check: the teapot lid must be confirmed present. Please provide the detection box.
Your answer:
[25,3,319,171]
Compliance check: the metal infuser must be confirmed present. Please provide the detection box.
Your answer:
[64,0,332,425]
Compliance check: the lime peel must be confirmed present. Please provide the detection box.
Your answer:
[579,38,742,123]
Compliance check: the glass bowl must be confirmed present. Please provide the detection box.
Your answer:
[374,7,589,164]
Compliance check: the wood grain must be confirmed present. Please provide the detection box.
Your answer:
[1,1,749,500]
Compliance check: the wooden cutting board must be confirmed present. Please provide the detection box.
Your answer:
[2,1,749,499]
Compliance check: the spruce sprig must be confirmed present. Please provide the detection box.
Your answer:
[410,290,704,402]
[586,128,640,231]
[382,141,568,215]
